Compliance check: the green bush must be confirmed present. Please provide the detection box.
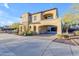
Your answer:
[56,34,69,40]
[18,31,34,36]
[24,31,33,36]
[19,32,24,36]
[74,31,79,36]
[63,34,69,40]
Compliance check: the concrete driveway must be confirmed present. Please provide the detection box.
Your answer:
[0,33,79,56]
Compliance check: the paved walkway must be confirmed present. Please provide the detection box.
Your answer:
[0,33,79,56]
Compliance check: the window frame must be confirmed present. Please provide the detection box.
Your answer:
[34,16,37,20]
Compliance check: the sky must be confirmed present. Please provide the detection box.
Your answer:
[0,3,72,26]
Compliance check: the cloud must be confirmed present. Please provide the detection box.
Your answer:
[0,21,14,26]
[0,21,5,26]
[4,3,9,8]
[7,21,14,25]
[0,10,20,26]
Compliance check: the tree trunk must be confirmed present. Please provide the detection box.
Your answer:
[66,28,69,34]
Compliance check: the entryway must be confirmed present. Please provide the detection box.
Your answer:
[39,25,57,35]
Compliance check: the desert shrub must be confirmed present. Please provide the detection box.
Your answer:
[56,34,69,40]
[63,34,69,40]
[74,31,79,36]
[56,34,64,39]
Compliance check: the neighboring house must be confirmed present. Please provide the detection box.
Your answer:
[19,8,62,34]
[0,26,15,33]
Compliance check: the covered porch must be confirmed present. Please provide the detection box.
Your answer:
[29,23,62,35]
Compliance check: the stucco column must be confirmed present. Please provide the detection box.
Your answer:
[22,25,25,32]
[36,26,40,34]
[57,21,62,34]
[30,25,33,32]
[19,25,25,34]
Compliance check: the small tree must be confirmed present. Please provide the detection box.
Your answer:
[10,23,20,29]
[62,4,79,34]
[10,23,20,33]
[62,14,75,34]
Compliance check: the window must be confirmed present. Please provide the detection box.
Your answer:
[34,16,37,20]
[47,30,50,32]
[44,16,47,19]
[43,14,53,19]
[47,15,53,19]
[51,27,57,31]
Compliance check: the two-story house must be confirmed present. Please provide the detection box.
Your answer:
[19,8,62,34]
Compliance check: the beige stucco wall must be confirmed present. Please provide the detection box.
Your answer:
[19,25,25,34]
[29,19,62,34]
[19,13,31,33]
[32,13,42,23]
[42,9,57,19]
[31,9,57,23]
[19,9,62,35]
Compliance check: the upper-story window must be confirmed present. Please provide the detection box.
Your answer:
[43,14,53,19]
[34,16,37,20]
[47,15,53,19]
